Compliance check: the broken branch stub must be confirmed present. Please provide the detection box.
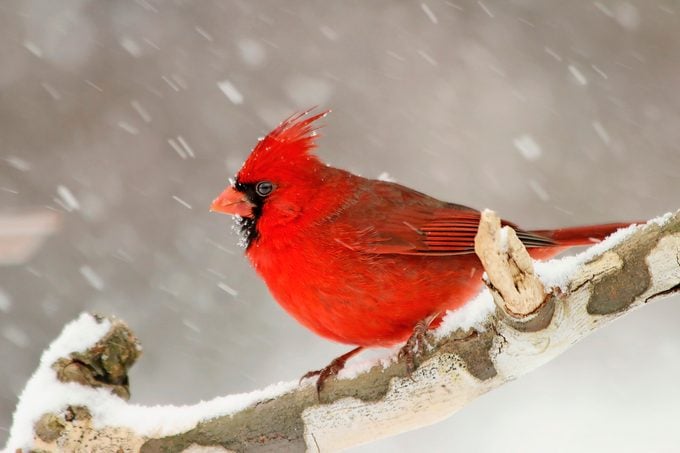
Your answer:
[474,210,547,317]
[53,315,141,400]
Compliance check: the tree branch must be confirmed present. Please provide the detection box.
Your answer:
[6,212,680,452]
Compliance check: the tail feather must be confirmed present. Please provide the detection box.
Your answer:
[530,222,635,247]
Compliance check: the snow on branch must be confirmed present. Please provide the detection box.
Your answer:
[5,211,680,452]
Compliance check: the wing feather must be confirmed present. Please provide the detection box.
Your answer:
[328,180,555,256]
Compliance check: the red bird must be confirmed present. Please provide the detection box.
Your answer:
[211,110,631,390]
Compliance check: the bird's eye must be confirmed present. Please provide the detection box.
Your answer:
[255,181,274,197]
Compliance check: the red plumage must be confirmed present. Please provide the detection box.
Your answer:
[212,110,633,370]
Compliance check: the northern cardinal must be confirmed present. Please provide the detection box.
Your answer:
[211,110,631,390]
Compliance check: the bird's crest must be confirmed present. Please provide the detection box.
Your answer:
[237,109,329,183]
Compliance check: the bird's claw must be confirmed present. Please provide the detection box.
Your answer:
[398,321,432,376]
[300,346,364,396]
[300,360,343,395]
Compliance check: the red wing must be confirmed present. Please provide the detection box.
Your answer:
[330,182,554,256]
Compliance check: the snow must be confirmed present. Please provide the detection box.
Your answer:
[4,313,298,452]
[56,185,80,212]
[237,39,266,66]
[131,100,152,123]
[176,136,195,158]
[85,79,103,92]
[592,121,611,144]
[568,65,588,85]
[117,121,139,135]
[435,290,496,339]
[195,26,213,42]
[532,214,676,290]
[513,134,542,161]
[377,172,396,182]
[168,138,188,159]
[417,50,438,66]
[528,179,550,201]
[162,75,181,92]
[41,82,62,100]
[283,75,333,107]
[217,281,239,297]
[23,40,43,58]
[5,156,32,172]
[421,3,438,24]
[2,325,29,348]
[217,79,244,105]
[498,225,511,253]
[5,313,112,452]
[478,1,494,18]
[319,25,339,41]
[438,213,673,335]
[0,287,11,312]
[79,265,104,291]
[615,3,640,30]
[5,215,673,450]
[544,47,562,62]
[172,195,193,209]
[119,36,143,58]
[337,346,402,380]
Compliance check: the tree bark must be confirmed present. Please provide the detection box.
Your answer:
[7,211,680,453]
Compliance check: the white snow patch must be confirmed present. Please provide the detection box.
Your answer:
[5,313,299,452]
[337,346,402,381]
[377,172,396,182]
[568,65,588,85]
[218,79,244,105]
[498,226,509,253]
[513,134,542,161]
[5,314,111,452]
[533,220,650,290]
[435,289,496,339]
[648,212,674,227]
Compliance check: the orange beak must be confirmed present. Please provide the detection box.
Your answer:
[210,186,255,217]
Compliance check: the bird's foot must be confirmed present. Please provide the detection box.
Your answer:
[300,346,363,395]
[398,313,439,375]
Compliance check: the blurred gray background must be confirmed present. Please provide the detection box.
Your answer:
[1,0,679,451]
